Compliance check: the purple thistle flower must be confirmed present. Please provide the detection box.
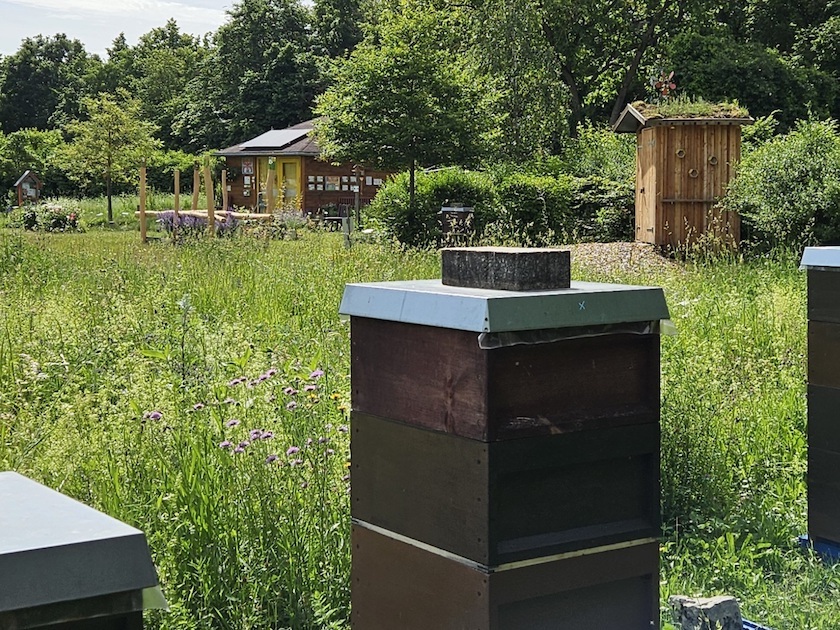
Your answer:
[318,437,329,444]
[226,418,240,427]
[227,377,243,387]
[283,387,297,395]
[286,446,300,456]
[304,384,317,392]
[286,401,297,410]
[238,440,250,448]
[258,374,269,382]
[310,369,324,379]
[148,411,163,421]
[193,403,205,411]
[234,446,245,454]
[249,429,263,440]
[266,368,278,377]
[219,440,233,449]
[261,431,274,440]
[265,454,279,464]
[342,474,351,482]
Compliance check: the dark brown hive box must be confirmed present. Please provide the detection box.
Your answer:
[351,523,659,630]
[802,247,840,546]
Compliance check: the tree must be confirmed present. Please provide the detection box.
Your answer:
[314,2,497,214]
[62,90,161,222]
[312,0,365,57]
[174,0,321,150]
[0,128,71,197]
[0,34,100,133]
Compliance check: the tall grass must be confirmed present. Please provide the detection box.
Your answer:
[0,230,836,628]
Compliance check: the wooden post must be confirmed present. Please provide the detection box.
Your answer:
[266,158,276,214]
[204,162,215,235]
[173,169,180,244]
[222,169,228,212]
[139,163,147,244]
[191,166,200,211]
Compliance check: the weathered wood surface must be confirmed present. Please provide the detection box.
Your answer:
[808,269,840,323]
[351,412,659,564]
[350,317,660,441]
[134,210,274,221]
[636,123,741,249]
[351,522,658,630]
[441,247,571,291]
[809,321,840,389]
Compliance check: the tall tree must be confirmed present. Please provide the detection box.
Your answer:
[0,35,100,133]
[312,0,365,57]
[62,90,161,223]
[174,0,321,150]
[314,1,497,213]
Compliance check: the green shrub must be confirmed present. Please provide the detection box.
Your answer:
[721,119,840,250]
[365,168,499,247]
[7,200,81,232]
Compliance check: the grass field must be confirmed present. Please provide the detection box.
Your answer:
[0,227,838,629]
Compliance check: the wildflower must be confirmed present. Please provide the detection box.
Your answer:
[258,374,269,383]
[304,384,317,392]
[286,446,300,456]
[223,398,237,405]
[310,369,324,379]
[238,440,250,448]
[234,446,245,454]
[338,404,348,413]
[306,438,313,446]
[318,437,329,444]
[227,377,243,387]
[265,454,279,464]
[290,458,304,467]
[286,401,297,410]
[326,449,335,456]
[261,431,274,440]
[226,418,240,427]
[338,425,349,433]
[266,368,278,377]
[300,481,309,489]
[193,403,205,411]
[283,387,297,395]
[330,393,341,401]
[249,429,263,440]
[219,440,233,449]
[148,410,163,421]
[342,474,351,482]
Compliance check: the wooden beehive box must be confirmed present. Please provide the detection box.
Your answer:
[614,103,753,250]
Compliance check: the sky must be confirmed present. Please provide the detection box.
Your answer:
[0,0,232,57]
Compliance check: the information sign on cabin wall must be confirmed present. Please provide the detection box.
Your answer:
[242,159,254,175]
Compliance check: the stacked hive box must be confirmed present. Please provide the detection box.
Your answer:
[339,248,670,629]
[802,248,840,547]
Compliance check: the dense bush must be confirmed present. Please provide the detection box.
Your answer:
[721,119,840,250]
[365,168,499,247]
[6,200,81,232]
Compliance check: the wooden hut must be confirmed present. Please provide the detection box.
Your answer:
[613,103,752,250]
[14,170,42,207]
[216,119,393,217]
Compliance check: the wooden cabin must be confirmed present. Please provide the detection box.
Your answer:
[216,120,393,216]
[613,103,752,250]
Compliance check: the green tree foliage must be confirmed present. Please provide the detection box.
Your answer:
[721,119,840,250]
[667,31,839,128]
[62,90,161,222]
[175,0,321,151]
[314,1,498,212]
[0,34,101,133]
[468,0,569,158]
[312,0,365,57]
[0,128,71,197]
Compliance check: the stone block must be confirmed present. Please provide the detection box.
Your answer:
[669,595,743,630]
[441,246,571,291]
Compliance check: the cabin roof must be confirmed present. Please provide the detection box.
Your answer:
[216,119,322,157]
[14,170,41,188]
[612,103,754,134]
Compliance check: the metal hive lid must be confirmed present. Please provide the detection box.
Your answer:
[801,246,840,270]
[0,472,160,613]
[339,279,669,333]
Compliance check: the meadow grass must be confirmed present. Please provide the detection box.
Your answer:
[0,229,837,628]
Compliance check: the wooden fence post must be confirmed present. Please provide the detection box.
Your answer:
[191,166,200,211]
[204,162,215,236]
[222,170,228,212]
[173,169,180,244]
[139,163,147,244]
